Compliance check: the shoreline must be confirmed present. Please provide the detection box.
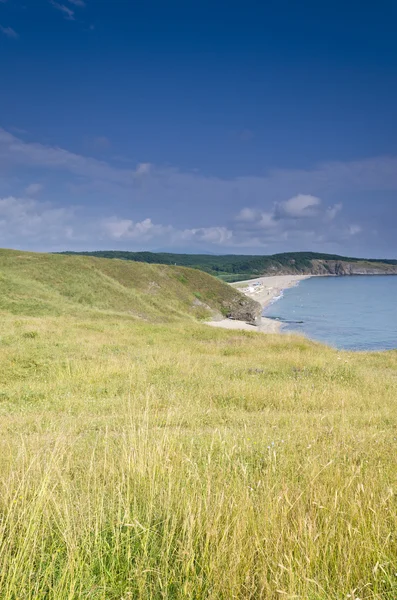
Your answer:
[205,274,310,333]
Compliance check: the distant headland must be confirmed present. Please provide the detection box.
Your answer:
[58,251,397,282]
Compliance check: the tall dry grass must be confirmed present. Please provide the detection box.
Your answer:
[0,312,396,598]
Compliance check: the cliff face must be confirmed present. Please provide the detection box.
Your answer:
[260,258,397,278]
[223,295,263,324]
[310,260,397,276]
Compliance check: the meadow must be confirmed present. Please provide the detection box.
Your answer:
[0,251,396,599]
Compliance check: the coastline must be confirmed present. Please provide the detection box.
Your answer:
[205,274,310,333]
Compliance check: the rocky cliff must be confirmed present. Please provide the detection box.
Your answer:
[310,259,397,276]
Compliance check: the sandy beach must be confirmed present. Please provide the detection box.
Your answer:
[206,274,310,333]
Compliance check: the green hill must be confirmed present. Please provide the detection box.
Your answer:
[60,250,397,281]
[0,248,260,322]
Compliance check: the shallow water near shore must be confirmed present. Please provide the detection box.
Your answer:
[263,275,397,350]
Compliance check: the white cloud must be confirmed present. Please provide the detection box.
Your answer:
[102,218,134,239]
[0,25,19,39]
[180,226,233,245]
[101,217,172,241]
[258,212,277,229]
[101,217,233,246]
[349,224,362,236]
[0,196,75,242]
[0,193,366,253]
[236,195,326,233]
[276,194,321,219]
[25,183,43,196]
[326,202,342,221]
[49,1,74,20]
[0,128,393,252]
[231,194,349,248]
[68,0,85,6]
[135,163,152,176]
[235,207,257,222]
[235,208,276,229]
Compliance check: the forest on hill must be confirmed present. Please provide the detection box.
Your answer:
[60,250,397,282]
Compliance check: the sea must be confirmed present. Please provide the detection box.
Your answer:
[263,275,397,351]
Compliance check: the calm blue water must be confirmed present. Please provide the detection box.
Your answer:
[263,276,397,351]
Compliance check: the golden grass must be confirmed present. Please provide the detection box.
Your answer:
[0,307,396,599]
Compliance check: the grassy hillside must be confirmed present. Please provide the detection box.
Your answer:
[60,250,397,281]
[0,250,397,598]
[0,249,259,322]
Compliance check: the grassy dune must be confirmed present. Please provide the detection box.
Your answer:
[0,251,396,599]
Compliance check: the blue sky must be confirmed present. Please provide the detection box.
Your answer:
[0,0,397,256]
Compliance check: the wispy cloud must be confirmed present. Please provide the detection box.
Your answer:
[0,128,129,184]
[49,1,75,20]
[9,126,28,135]
[349,224,362,236]
[25,183,44,196]
[0,196,76,245]
[135,163,151,176]
[1,127,396,252]
[325,202,342,221]
[68,0,85,6]
[0,25,19,39]
[2,127,397,198]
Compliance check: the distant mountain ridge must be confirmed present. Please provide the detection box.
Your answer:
[59,251,397,282]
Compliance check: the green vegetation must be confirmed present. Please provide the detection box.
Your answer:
[0,248,255,322]
[0,249,397,599]
[60,250,397,281]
